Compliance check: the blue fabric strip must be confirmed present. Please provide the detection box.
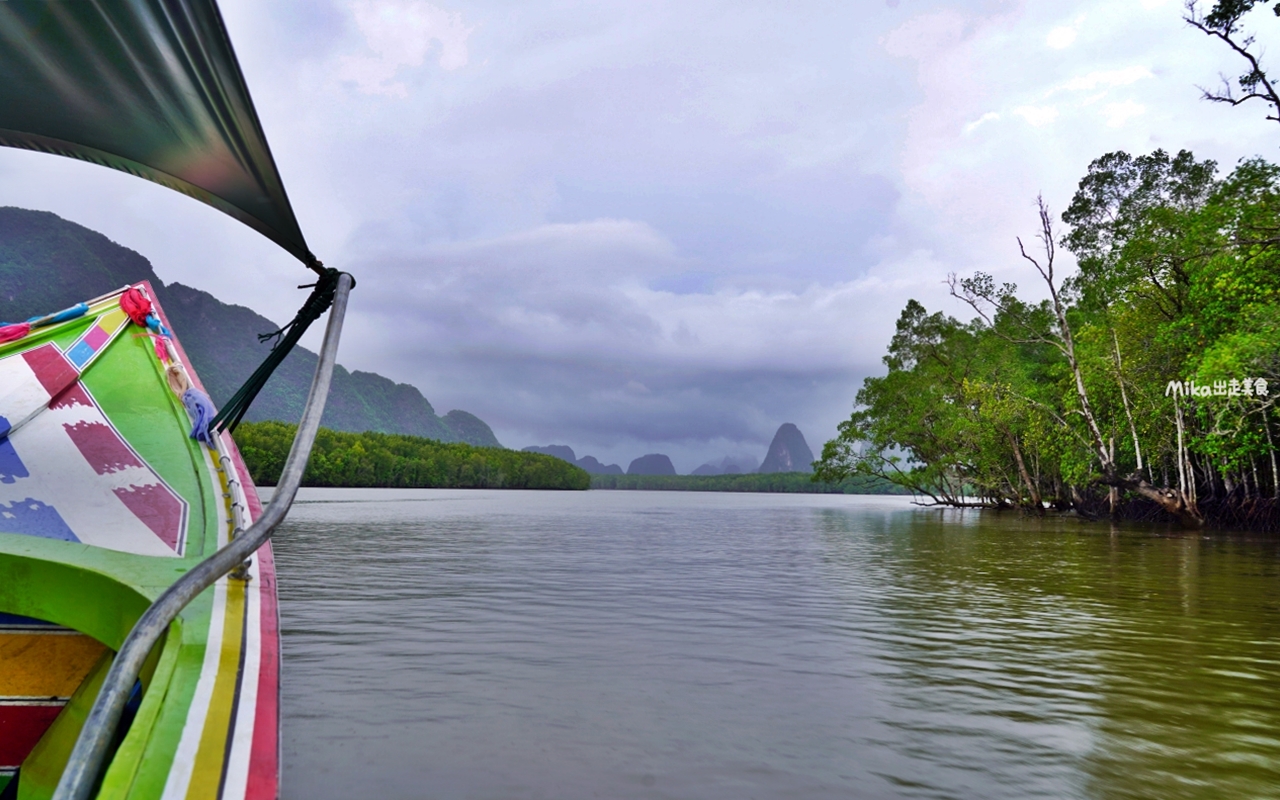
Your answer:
[28,302,89,327]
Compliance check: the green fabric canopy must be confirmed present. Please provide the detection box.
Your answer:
[0,0,317,272]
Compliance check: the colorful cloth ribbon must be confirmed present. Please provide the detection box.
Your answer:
[0,322,31,344]
[181,388,217,446]
[28,303,89,327]
[145,313,171,337]
[120,287,152,327]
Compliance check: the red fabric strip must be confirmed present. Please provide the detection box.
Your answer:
[119,288,151,328]
[0,323,29,344]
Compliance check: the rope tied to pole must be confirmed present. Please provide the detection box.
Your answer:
[209,266,352,433]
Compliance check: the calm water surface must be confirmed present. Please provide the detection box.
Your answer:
[272,489,1280,799]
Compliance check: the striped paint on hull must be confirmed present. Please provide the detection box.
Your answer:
[0,631,107,697]
[0,614,106,775]
[0,702,63,768]
[243,528,279,800]
[0,305,188,557]
[0,283,280,799]
[157,442,271,800]
[102,287,279,800]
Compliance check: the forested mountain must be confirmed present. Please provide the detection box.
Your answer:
[0,207,500,447]
[758,423,815,473]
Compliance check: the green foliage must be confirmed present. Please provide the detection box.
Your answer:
[590,472,908,494]
[821,149,1280,519]
[235,421,589,490]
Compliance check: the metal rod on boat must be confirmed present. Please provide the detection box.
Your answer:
[53,272,355,800]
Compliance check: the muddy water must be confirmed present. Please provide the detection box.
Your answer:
[272,489,1280,800]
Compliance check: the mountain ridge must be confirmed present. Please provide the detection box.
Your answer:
[522,445,624,475]
[0,206,499,446]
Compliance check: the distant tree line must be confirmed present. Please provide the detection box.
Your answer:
[235,421,590,490]
[817,149,1280,528]
[592,472,908,494]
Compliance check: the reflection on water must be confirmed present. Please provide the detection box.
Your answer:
[273,489,1280,799]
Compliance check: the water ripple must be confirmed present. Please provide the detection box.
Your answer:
[274,489,1280,800]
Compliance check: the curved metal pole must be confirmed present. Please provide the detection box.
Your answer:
[53,272,354,800]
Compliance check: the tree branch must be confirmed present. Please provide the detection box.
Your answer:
[1185,0,1280,125]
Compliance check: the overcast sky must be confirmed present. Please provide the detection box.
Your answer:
[1,0,1278,471]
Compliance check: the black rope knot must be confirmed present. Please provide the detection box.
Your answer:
[256,269,341,349]
[211,267,350,433]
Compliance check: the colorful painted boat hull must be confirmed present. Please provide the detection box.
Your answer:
[0,283,278,799]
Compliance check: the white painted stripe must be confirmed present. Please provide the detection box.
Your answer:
[0,351,54,433]
[221,554,261,800]
[203,443,231,550]
[159,580,228,800]
[3,406,177,557]
[0,462,159,497]
[0,391,184,557]
[217,429,259,799]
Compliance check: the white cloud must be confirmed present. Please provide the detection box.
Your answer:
[337,0,474,97]
[334,219,947,463]
[1014,104,1059,126]
[1046,26,1078,49]
[356,218,922,374]
[1057,65,1153,93]
[1104,99,1147,126]
[964,111,1001,134]
[1047,14,1086,49]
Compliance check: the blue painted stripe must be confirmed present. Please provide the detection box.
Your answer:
[66,340,94,369]
[0,418,26,486]
[0,613,58,628]
[0,499,78,543]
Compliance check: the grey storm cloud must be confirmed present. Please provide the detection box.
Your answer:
[1,0,1278,469]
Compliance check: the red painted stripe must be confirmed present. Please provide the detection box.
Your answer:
[62,421,143,475]
[49,383,92,410]
[83,324,109,350]
[230,444,277,800]
[245,540,280,800]
[113,484,183,551]
[0,703,63,768]
[21,344,77,399]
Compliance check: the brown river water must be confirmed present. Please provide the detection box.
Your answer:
[270,489,1280,800]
